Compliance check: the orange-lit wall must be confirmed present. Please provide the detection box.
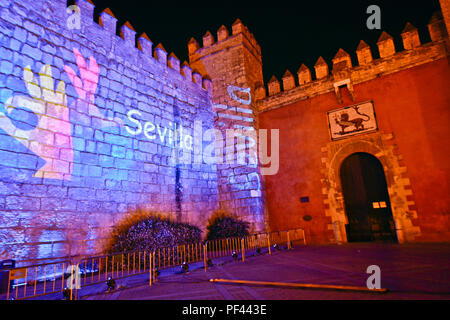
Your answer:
[259,57,450,243]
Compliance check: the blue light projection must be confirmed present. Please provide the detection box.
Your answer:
[0,0,266,263]
[213,85,262,198]
[0,48,194,181]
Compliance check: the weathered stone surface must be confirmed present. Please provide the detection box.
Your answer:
[0,0,218,263]
[189,19,267,233]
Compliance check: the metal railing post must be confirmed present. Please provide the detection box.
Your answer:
[241,238,245,262]
[149,252,153,287]
[287,231,291,250]
[69,265,74,300]
[152,252,156,282]
[6,271,11,300]
[75,263,79,300]
[203,244,207,272]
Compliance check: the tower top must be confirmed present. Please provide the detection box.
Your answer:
[188,19,261,65]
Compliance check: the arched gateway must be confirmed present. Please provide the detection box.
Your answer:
[340,152,397,242]
[320,133,421,244]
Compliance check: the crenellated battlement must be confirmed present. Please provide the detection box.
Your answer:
[188,18,262,69]
[256,11,449,112]
[71,0,211,91]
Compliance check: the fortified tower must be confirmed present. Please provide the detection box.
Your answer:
[187,19,267,232]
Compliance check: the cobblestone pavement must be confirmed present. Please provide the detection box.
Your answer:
[81,243,450,300]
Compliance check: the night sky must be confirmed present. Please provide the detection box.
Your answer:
[82,0,440,84]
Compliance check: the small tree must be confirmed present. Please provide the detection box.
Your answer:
[205,210,250,240]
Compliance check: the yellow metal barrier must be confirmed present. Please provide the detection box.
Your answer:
[1,228,306,300]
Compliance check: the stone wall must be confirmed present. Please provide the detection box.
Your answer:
[0,0,219,262]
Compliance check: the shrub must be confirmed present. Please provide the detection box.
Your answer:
[205,210,250,240]
[106,208,202,254]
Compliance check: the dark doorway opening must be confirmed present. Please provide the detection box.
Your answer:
[340,152,398,243]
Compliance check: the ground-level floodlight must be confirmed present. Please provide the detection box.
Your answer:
[232,251,238,261]
[181,261,189,273]
[62,287,71,300]
[106,277,116,291]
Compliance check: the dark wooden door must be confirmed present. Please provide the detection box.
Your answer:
[340,153,398,243]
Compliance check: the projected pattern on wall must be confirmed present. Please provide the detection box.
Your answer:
[0,48,197,181]
[0,49,121,180]
[0,0,224,262]
[0,0,269,262]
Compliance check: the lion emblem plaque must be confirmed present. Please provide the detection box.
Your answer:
[327,101,378,140]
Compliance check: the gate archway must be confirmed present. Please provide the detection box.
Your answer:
[320,133,421,244]
[340,152,397,242]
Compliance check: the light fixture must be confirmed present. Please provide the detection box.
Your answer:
[232,251,238,261]
[62,287,71,300]
[154,268,161,279]
[106,277,116,291]
[181,261,189,273]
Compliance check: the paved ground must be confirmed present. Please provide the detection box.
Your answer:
[78,243,450,300]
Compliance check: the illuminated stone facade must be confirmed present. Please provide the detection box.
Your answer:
[0,0,221,261]
[188,19,267,233]
[0,0,449,263]
[255,8,450,244]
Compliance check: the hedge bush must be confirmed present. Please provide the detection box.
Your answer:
[205,210,250,240]
[106,209,202,254]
